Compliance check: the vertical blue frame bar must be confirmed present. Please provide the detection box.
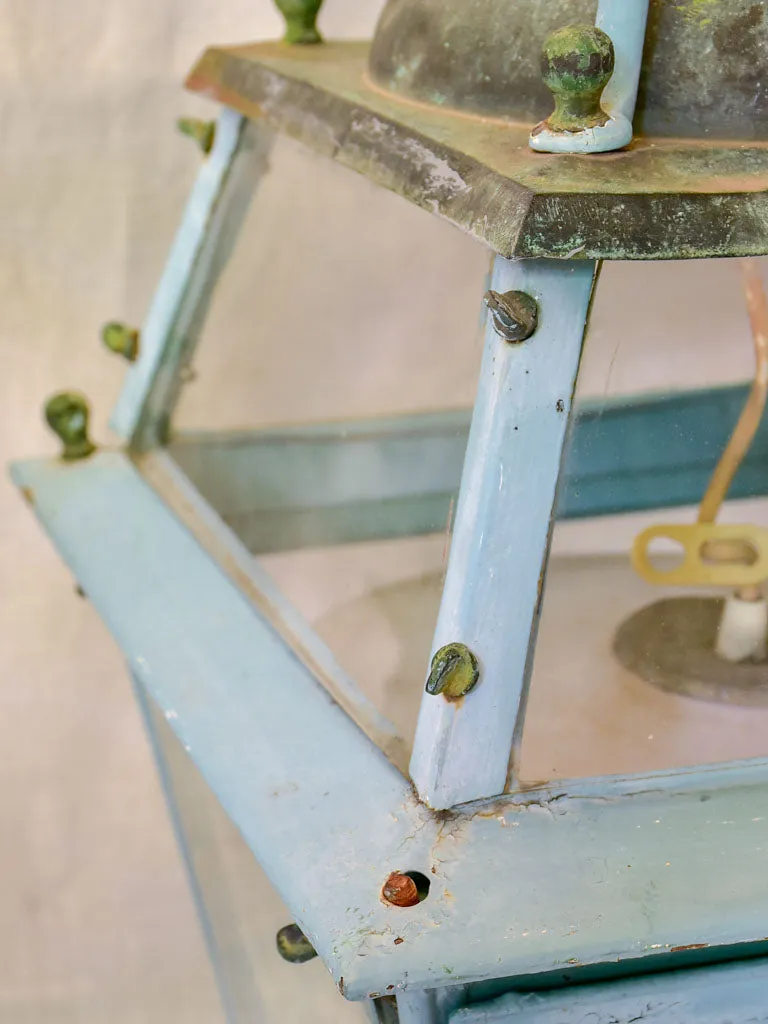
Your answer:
[597,0,650,122]
[110,108,275,448]
[409,257,599,809]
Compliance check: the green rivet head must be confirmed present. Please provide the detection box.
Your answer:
[276,924,318,964]
[176,118,216,155]
[101,321,140,362]
[274,0,323,44]
[426,643,480,701]
[44,392,96,461]
[538,25,615,134]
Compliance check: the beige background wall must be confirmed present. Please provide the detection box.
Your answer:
[1,0,767,1020]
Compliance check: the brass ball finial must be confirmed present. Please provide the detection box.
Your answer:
[274,0,324,45]
[537,25,615,134]
[44,392,96,461]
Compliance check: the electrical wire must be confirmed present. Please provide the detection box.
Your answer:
[698,260,768,600]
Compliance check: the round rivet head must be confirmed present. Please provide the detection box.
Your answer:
[101,321,140,362]
[276,924,318,964]
[274,0,323,45]
[44,392,96,461]
[426,643,480,701]
[484,290,539,342]
[382,872,420,908]
[536,25,615,134]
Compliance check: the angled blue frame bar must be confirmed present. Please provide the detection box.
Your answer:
[409,257,599,810]
[110,109,275,448]
[12,450,768,1002]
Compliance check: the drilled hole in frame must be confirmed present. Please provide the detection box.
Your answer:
[404,871,430,902]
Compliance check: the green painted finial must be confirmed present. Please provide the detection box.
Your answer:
[176,118,216,155]
[274,0,323,45]
[538,25,615,134]
[276,924,318,964]
[44,392,96,461]
[101,321,140,362]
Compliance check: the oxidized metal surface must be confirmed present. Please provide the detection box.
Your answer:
[176,117,216,154]
[44,393,96,461]
[186,42,768,260]
[102,321,140,362]
[614,597,768,705]
[370,0,768,142]
[534,25,615,134]
[276,923,318,963]
[425,642,481,700]
[483,290,539,342]
[274,0,323,45]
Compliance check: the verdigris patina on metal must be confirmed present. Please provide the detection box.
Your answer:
[101,321,140,362]
[425,643,480,700]
[274,0,323,45]
[370,0,768,142]
[533,25,615,135]
[176,117,216,155]
[275,923,318,963]
[44,393,96,461]
[186,40,768,260]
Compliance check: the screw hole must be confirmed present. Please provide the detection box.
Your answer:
[404,871,430,903]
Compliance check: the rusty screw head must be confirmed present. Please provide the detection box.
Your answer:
[382,872,421,908]
[426,642,480,701]
[276,923,318,963]
[484,290,539,343]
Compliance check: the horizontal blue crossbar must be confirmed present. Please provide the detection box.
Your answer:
[168,383,768,556]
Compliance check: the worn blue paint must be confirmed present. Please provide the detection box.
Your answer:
[9,451,427,997]
[168,379,768,553]
[597,0,650,123]
[9,451,768,1001]
[110,109,274,447]
[409,257,598,810]
[398,987,467,1024]
[452,954,768,1024]
[398,991,438,1024]
[530,0,649,154]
